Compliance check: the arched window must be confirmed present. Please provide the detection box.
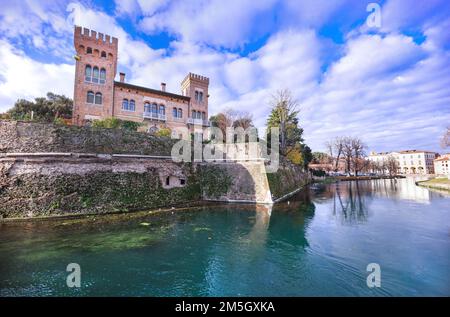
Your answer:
[122,99,129,110]
[178,108,182,118]
[95,92,102,105]
[100,68,106,84]
[199,92,203,102]
[202,112,206,120]
[151,103,158,115]
[86,47,92,54]
[195,91,199,101]
[101,51,106,58]
[192,110,196,118]
[86,91,94,103]
[92,67,99,83]
[129,99,135,111]
[159,105,165,115]
[172,107,177,118]
[85,65,92,82]
[145,102,151,113]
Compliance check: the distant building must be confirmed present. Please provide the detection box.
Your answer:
[368,150,438,175]
[396,150,437,174]
[72,26,209,139]
[434,154,450,176]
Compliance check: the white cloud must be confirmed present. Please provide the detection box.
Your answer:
[0,40,73,112]
[0,0,448,153]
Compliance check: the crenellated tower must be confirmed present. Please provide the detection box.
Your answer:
[181,73,209,125]
[72,26,118,125]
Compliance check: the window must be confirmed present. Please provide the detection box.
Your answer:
[178,108,182,118]
[101,51,106,58]
[159,105,165,115]
[199,92,203,102]
[129,99,135,111]
[92,67,99,83]
[122,99,129,110]
[85,65,92,82]
[180,179,186,185]
[145,102,151,113]
[86,91,94,103]
[192,110,196,118]
[172,107,177,118]
[86,47,92,54]
[100,68,106,84]
[95,92,102,105]
[151,103,158,114]
[166,176,170,186]
[195,91,199,101]
[202,112,206,120]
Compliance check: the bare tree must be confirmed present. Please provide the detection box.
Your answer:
[351,137,367,176]
[326,137,345,172]
[441,126,450,148]
[386,155,399,177]
[233,111,254,130]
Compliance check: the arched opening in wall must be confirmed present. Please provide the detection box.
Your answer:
[78,45,85,53]
[101,51,107,58]
[94,49,100,56]
[95,93,102,105]
[86,91,94,103]
[166,177,170,186]
[92,66,99,83]
[85,65,92,82]
[108,53,113,60]
[100,68,106,84]
[86,47,92,54]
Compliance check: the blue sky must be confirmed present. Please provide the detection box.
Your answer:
[0,0,449,153]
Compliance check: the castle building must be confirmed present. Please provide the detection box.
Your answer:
[72,26,210,138]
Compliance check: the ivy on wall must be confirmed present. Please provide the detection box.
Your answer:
[198,165,232,199]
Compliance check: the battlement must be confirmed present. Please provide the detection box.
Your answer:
[74,25,118,48]
[182,72,210,84]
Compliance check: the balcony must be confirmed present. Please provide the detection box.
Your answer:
[143,112,166,121]
[187,118,210,126]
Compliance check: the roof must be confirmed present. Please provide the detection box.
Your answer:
[398,150,437,154]
[114,81,190,102]
[434,154,450,162]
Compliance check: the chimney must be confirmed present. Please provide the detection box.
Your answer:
[119,72,125,83]
[161,82,166,92]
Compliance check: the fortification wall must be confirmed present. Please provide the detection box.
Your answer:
[0,121,177,155]
[0,154,199,218]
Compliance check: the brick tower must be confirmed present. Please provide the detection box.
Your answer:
[181,73,209,126]
[72,26,118,125]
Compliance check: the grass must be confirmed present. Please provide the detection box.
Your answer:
[424,178,450,185]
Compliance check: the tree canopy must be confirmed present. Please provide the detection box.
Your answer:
[7,92,73,122]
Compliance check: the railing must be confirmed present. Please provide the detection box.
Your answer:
[143,112,166,121]
[187,118,210,126]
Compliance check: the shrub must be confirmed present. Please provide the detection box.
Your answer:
[92,118,142,131]
[154,127,171,137]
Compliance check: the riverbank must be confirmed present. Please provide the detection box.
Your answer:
[336,175,405,181]
[416,178,450,192]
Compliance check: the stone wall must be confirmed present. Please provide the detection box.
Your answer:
[199,161,272,203]
[267,159,310,201]
[0,154,200,218]
[0,120,177,155]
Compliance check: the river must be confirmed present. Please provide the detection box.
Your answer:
[0,178,449,296]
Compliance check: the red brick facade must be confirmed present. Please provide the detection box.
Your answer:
[72,26,210,137]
